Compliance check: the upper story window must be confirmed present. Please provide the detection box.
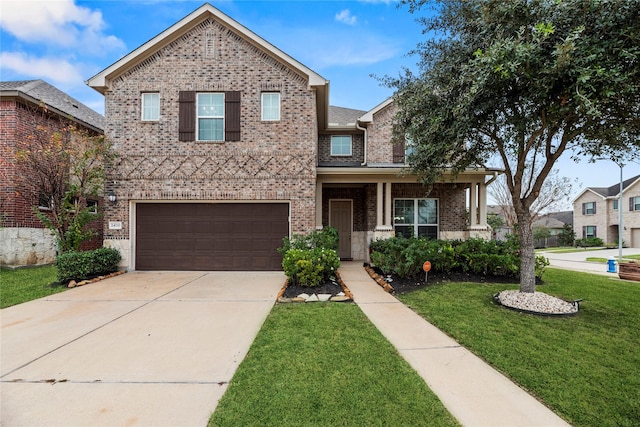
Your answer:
[405,136,416,162]
[613,199,619,210]
[197,93,225,141]
[261,92,280,121]
[582,201,596,215]
[631,196,640,211]
[393,198,439,239]
[179,91,240,142]
[331,135,352,156]
[141,93,160,121]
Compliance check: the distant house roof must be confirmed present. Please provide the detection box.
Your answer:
[535,211,573,228]
[328,106,366,128]
[588,174,640,197]
[573,174,640,202]
[0,80,104,132]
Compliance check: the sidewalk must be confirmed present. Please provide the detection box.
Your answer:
[338,262,570,427]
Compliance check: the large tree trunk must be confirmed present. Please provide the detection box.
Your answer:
[516,212,536,293]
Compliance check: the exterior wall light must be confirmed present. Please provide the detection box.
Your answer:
[108,190,117,204]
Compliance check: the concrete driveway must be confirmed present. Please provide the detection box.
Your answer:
[541,247,640,275]
[1,271,284,427]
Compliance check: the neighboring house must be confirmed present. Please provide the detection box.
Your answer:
[0,80,105,267]
[573,174,640,247]
[87,3,497,271]
[535,211,573,236]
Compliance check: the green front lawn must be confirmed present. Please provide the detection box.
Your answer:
[397,268,640,427]
[0,265,64,309]
[210,303,459,427]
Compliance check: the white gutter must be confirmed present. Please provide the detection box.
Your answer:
[357,121,368,166]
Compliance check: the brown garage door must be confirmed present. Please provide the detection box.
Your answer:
[136,203,289,271]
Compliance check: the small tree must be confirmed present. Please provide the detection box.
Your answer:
[558,223,576,247]
[13,104,115,253]
[487,212,505,240]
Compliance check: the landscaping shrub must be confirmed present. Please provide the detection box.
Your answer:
[370,236,530,279]
[575,237,604,247]
[282,247,340,287]
[278,227,339,254]
[57,247,121,283]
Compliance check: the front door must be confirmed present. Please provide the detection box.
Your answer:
[330,200,352,259]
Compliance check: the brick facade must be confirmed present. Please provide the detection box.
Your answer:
[366,102,396,164]
[102,17,318,249]
[1,98,102,266]
[318,133,365,164]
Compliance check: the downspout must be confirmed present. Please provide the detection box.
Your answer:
[357,120,367,166]
[485,170,499,186]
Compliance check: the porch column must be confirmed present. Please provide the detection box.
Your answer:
[385,182,392,227]
[315,179,323,230]
[469,182,478,226]
[376,182,383,228]
[478,182,487,226]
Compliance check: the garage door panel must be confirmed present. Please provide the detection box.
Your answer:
[136,203,288,271]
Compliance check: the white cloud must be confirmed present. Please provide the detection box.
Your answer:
[0,52,85,85]
[0,0,124,53]
[335,9,357,26]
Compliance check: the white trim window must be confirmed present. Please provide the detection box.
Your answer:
[613,199,619,210]
[582,201,596,215]
[197,93,224,141]
[393,198,439,239]
[331,135,352,156]
[261,92,280,121]
[141,92,160,121]
[632,196,640,211]
[583,225,597,238]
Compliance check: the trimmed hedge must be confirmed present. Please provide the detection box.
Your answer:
[57,247,121,283]
[279,227,340,287]
[370,236,549,280]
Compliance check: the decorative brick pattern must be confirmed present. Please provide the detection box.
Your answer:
[102,17,318,245]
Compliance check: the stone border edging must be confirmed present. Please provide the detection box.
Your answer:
[277,271,353,303]
[67,270,126,288]
[364,265,394,293]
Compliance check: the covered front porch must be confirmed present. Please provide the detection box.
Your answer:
[315,167,496,261]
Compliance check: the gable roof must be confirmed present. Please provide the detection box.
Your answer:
[573,174,640,202]
[359,98,393,123]
[86,3,330,127]
[0,80,104,131]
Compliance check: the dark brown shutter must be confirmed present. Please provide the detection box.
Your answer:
[392,139,405,163]
[593,226,597,237]
[582,203,586,215]
[592,202,596,214]
[178,91,196,141]
[582,227,586,238]
[631,197,635,211]
[225,91,241,141]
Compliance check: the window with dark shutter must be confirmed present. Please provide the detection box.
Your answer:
[178,91,196,141]
[225,91,241,142]
[392,140,405,163]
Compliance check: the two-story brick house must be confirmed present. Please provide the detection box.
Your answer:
[573,174,640,247]
[0,80,105,267]
[87,3,496,271]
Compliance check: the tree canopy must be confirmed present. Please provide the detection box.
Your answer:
[387,0,640,292]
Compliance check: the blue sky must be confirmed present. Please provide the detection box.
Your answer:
[1,0,638,205]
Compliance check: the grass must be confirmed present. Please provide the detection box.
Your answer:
[0,265,64,309]
[397,268,640,427]
[535,247,606,254]
[209,303,459,427]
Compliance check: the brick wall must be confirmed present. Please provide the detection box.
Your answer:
[366,103,396,164]
[102,17,319,240]
[392,183,467,232]
[318,133,365,164]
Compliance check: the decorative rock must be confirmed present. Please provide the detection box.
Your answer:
[68,280,77,288]
[496,290,578,315]
[305,294,320,302]
[278,297,293,303]
[297,293,310,300]
[317,294,331,302]
[329,295,352,302]
[336,291,345,297]
[291,297,306,303]
[78,280,90,286]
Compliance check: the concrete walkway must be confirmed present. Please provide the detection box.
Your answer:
[339,261,570,427]
[1,271,284,427]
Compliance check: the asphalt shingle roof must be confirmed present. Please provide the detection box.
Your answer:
[588,174,640,197]
[0,80,104,131]
[328,105,366,127]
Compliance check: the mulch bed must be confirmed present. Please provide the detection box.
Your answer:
[364,264,523,294]
[278,271,353,302]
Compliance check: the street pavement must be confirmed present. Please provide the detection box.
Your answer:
[539,247,640,276]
